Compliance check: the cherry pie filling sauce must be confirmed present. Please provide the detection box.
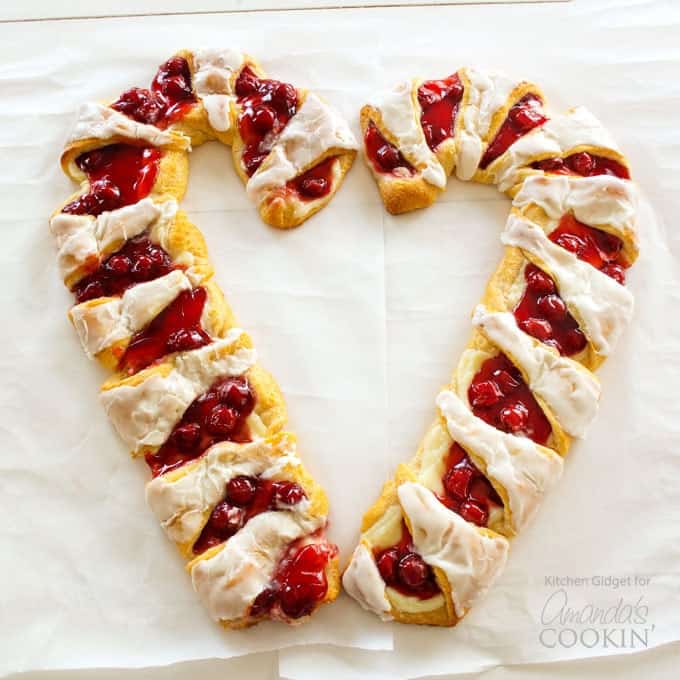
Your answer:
[417,73,464,151]
[62,144,161,217]
[480,94,548,169]
[436,443,503,528]
[235,65,299,177]
[531,151,630,179]
[364,122,415,177]
[250,534,337,620]
[549,213,629,285]
[111,56,197,128]
[287,155,338,202]
[374,522,441,600]
[193,475,309,555]
[145,376,255,477]
[468,353,552,445]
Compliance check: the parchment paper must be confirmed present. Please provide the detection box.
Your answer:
[1,1,679,678]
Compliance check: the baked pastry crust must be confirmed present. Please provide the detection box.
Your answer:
[345,69,638,626]
[50,50,344,628]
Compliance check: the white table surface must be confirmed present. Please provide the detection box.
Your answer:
[2,1,678,678]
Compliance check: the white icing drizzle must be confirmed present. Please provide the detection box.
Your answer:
[100,329,256,451]
[502,214,634,355]
[67,102,190,149]
[397,482,509,618]
[342,544,393,621]
[436,390,563,533]
[472,305,601,437]
[190,511,324,622]
[369,81,446,188]
[49,198,175,282]
[246,93,358,202]
[146,437,305,544]
[513,174,638,240]
[69,270,192,358]
[492,107,622,191]
[455,68,520,181]
[191,48,245,132]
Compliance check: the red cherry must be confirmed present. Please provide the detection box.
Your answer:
[499,402,529,433]
[299,177,329,198]
[250,588,277,617]
[112,88,165,125]
[271,82,297,111]
[226,475,257,507]
[469,379,503,407]
[208,501,244,534]
[376,144,402,171]
[397,553,430,589]
[563,328,588,354]
[525,265,556,295]
[459,500,489,526]
[217,380,250,410]
[162,74,192,100]
[90,178,122,212]
[243,151,269,176]
[162,57,189,76]
[519,317,553,341]
[235,71,259,97]
[206,404,239,435]
[173,422,201,450]
[165,328,206,353]
[537,157,566,172]
[468,476,496,504]
[279,582,318,619]
[376,548,399,583]
[76,149,106,173]
[601,263,626,285]
[443,466,474,499]
[555,233,586,257]
[131,254,154,281]
[146,246,166,266]
[537,294,567,321]
[509,104,544,131]
[598,232,623,261]
[492,369,520,394]
[251,105,277,133]
[568,152,594,176]
[104,254,131,276]
[76,280,105,302]
[272,481,307,507]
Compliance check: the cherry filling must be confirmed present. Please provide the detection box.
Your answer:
[193,475,308,555]
[417,73,464,151]
[437,443,502,527]
[513,263,588,356]
[62,144,161,217]
[531,151,630,179]
[119,288,211,374]
[374,523,440,600]
[364,122,415,176]
[289,156,337,201]
[72,235,176,302]
[480,94,548,169]
[549,214,629,285]
[250,538,336,620]
[146,376,255,477]
[468,353,552,445]
[111,56,196,128]
[235,65,299,176]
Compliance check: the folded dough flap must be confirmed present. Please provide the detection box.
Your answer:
[436,389,563,535]
[492,106,628,191]
[145,433,312,547]
[69,270,193,358]
[472,305,601,438]
[342,542,394,622]
[365,80,447,189]
[100,329,256,453]
[397,481,509,619]
[512,174,639,258]
[501,214,634,356]
[49,198,177,285]
[246,93,358,203]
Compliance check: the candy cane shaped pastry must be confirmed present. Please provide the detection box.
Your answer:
[346,70,638,624]
[50,51,348,628]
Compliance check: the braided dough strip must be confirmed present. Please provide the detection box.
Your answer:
[50,50,344,628]
[345,69,638,625]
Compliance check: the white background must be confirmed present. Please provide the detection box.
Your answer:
[1,0,679,678]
